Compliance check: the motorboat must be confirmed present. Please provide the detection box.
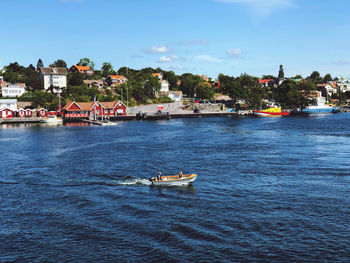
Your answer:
[40,115,63,124]
[302,92,339,114]
[149,174,197,186]
[253,107,290,117]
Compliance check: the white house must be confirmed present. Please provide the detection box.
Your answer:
[160,80,170,93]
[0,99,17,111]
[168,91,183,102]
[40,67,68,92]
[1,83,26,97]
[337,77,350,92]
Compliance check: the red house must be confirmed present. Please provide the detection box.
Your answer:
[0,108,14,118]
[63,101,95,118]
[100,101,127,116]
[37,108,48,117]
[62,100,127,118]
[17,108,33,117]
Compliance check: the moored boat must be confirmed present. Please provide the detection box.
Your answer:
[40,115,63,124]
[301,92,339,114]
[253,107,290,117]
[149,174,197,186]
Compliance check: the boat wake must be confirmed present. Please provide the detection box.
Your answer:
[111,176,152,186]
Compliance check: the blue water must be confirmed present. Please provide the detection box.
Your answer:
[1,114,350,262]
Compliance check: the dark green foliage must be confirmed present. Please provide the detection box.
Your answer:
[323,74,332,82]
[179,73,202,97]
[307,71,322,84]
[50,59,67,68]
[196,82,215,100]
[36,59,44,71]
[68,72,84,86]
[101,62,116,77]
[163,71,179,90]
[77,58,95,70]
[278,65,284,79]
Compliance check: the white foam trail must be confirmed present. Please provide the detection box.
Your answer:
[112,178,152,186]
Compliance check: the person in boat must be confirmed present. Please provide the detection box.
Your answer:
[178,171,183,178]
[157,171,162,181]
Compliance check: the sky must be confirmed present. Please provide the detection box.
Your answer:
[0,0,350,79]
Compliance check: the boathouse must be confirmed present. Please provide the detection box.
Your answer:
[37,108,48,117]
[17,108,33,117]
[62,100,127,119]
[0,107,14,118]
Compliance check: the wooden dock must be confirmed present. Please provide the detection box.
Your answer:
[0,117,42,124]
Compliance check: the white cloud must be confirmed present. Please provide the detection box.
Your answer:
[226,48,243,59]
[143,46,168,54]
[194,55,221,62]
[158,55,179,63]
[213,0,295,20]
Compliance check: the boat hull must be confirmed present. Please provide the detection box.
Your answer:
[302,107,339,114]
[253,111,290,117]
[150,174,197,186]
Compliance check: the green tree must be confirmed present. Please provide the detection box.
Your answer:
[144,77,161,99]
[308,71,322,84]
[68,72,84,86]
[77,58,95,69]
[50,59,67,68]
[179,73,202,97]
[323,73,332,82]
[195,82,215,100]
[278,65,285,79]
[163,71,178,90]
[101,62,116,77]
[36,58,44,71]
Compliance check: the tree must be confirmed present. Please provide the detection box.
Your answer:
[237,74,263,109]
[163,71,179,90]
[323,73,332,82]
[278,65,285,79]
[195,82,215,100]
[77,58,95,69]
[50,59,67,68]
[296,79,317,109]
[308,71,322,84]
[144,76,161,99]
[179,73,202,97]
[219,74,245,103]
[36,58,44,71]
[101,62,116,77]
[262,75,276,79]
[68,72,84,86]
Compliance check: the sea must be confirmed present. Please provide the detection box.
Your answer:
[1,113,350,262]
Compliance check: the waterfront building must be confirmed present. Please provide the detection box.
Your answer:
[1,82,26,97]
[63,100,127,119]
[69,65,94,75]
[105,75,128,87]
[17,108,33,117]
[0,107,14,118]
[0,99,17,112]
[37,108,48,117]
[40,67,68,92]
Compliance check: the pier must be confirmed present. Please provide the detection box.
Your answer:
[0,117,42,124]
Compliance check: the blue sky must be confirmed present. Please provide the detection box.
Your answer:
[1,0,349,79]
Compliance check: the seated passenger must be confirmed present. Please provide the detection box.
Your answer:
[178,171,183,178]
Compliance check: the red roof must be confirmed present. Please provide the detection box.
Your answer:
[259,79,273,84]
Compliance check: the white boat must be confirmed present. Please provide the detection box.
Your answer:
[149,174,197,186]
[40,115,63,124]
[302,91,339,114]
